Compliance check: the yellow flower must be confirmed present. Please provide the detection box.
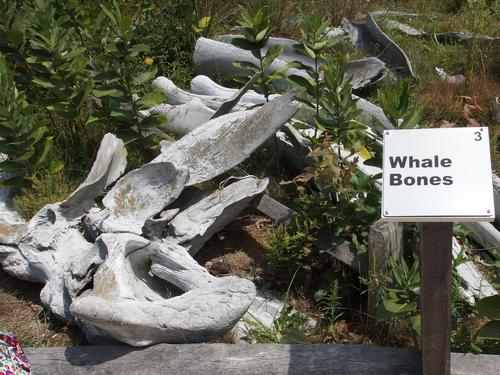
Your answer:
[144,57,153,65]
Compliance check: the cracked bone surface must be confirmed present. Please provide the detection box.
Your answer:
[195,37,386,90]
[71,233,256,346]
[154,90,299,185]
[167,177,269,256]
[2,134,126,320]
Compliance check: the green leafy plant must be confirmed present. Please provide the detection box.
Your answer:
[91,0,166,147]
[288,13,338,137]
[0,54,54,188]
[244,269,309,344]
[231,6,285,101]
[375,80,422,131]
[314,279,343,327]
[376,255,421,338]
[317,57,365,150]
[475,295,500,343]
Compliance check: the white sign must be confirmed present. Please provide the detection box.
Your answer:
[382,127,494,222]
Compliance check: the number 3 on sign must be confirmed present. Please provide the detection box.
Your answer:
[475,131,482,141]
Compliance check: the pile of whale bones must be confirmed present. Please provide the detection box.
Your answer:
[0,12,498,346]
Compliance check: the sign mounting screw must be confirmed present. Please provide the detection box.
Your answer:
[487,209,491,214]
[384,210,389,215]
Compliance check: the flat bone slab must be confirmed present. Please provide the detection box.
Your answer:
[154,90,298,186]
[167,177,269,256]
[96,162,189,235]
[71,233,256,346]
[196,37,386,90]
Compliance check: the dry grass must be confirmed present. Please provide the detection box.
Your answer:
[0,269,86,348]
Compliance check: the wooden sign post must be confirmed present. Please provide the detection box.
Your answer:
[381,127,495,375]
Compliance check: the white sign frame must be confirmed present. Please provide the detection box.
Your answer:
[381,127,495,222]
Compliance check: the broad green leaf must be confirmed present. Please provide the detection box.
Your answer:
[32,78,55,88]
[92,88,124,98]
[262,45,283,68]
[32,136,53,163]
[48,160,64,173]
[383,298,417,315]
[303,44,316,60]
[94,71,120,82]
[476,295,500,320]
[0,176,32,189]
[137,90,166,108]
[197,16,211,29]
[410,314,421,336]
[233,60,259,71]
[133,68,157,86]
[231,37,257,51]
[129,43,150,52]
[117,129,141,145]
[255,25,270,42]
[140,114,166,129]
[0,160,26,173]
[99,3,117,25]
[477,320,500,340]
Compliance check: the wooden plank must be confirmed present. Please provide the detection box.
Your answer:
[25,343,422,375]
[420,222,453,375]
[23,344,500,375]
[252,194,296,225]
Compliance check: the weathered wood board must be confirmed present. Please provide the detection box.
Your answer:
[24,344,500,375]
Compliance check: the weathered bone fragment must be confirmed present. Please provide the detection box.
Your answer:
[384,20,499,44]
[167,177,269,256]
[370,10,438,20]
[152,76,251,111]
[435,67,465,85]
[190,74,392,130]
[63,133,127,210]
[95,162,189,235]
[5,134,126,283]
[342,14,415,80]
[138,98,215,137]
[195,37,386,90]
[210,72,262,119]
[452,238,497,304]
[0,185,26,246]
[71,233,256,346]
[0,154,27,246]
[38,228,99,321]
[154,91,299,186]
[191,74,278,104]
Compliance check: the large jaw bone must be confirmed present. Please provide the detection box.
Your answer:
[71,233,256,346]
[167,177,269,256]
[154,90,298,186]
